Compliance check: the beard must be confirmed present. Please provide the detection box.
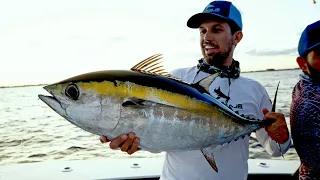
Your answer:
[202,39,233,68]
[306,61,320,83]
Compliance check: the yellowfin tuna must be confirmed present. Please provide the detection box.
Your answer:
[38,53,272,172]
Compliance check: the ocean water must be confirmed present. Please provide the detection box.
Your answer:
[0,69,302,166]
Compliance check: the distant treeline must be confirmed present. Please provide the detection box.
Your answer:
[0,68,300,88]
[0,84,48,89]
[242,67,299,73]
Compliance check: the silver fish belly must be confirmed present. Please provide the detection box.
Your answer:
[85,97,262,153]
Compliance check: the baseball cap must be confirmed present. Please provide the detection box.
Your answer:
[298,20,320,57]
[187,0,242,31]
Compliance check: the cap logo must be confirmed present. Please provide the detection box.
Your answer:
[204,4,220,13]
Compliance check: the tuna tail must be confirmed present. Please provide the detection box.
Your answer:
[201,146,218,173]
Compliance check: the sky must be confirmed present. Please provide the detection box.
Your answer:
[0,0,319,86]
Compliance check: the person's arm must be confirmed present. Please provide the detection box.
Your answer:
[255,92,292,157]
[290,93,320,161]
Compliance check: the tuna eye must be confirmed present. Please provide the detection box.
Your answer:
[65,84,79,100]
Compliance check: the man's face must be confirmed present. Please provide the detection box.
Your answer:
[297,47,320,83]
[199,20,235,67]
[306,48,320,81]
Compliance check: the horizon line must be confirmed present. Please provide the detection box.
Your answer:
[0,67,300,89]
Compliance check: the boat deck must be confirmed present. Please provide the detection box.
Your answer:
[0,157,300,180]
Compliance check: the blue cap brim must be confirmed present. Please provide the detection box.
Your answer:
[301,42,320,57]
[308,42,320,52]
[187,13,229,28]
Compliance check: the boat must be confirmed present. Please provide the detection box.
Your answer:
[0,157,300,180]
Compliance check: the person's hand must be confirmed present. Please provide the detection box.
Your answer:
[100,132,141,155]
[262,108,289,144]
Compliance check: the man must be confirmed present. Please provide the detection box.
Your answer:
[100,1,292,179]
[290,20,320,180]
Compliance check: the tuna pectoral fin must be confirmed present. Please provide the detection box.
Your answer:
[122,97,179,110]
[201,148,218,173]
[122,97,147,107]
[122,97,166,108]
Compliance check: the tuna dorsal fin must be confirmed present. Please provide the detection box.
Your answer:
[201,147,218,173]
[130,53,186,83]
[197,73,220,93]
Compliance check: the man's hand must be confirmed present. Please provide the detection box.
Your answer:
[100,132,141,155]
[262,108,289,144]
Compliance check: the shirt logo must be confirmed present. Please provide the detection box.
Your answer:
[214,87,230,103]
[213,87,243,111]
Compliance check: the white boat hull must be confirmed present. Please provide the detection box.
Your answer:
[0,157,300,180]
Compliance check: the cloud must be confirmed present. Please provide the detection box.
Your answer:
[246,47,298,56]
